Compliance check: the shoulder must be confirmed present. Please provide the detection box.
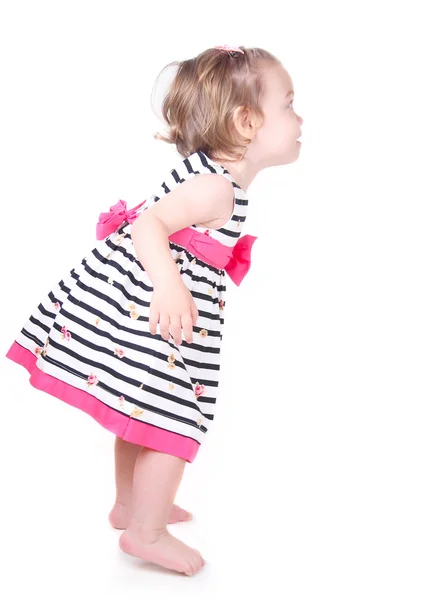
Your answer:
[133,171,235,235]
[182,171,233,195]
[167,150,234,200]
[169,171,234,209]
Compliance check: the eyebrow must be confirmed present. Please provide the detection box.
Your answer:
[285,90,294,98]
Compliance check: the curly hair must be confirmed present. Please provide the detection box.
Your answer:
[151,46,281,162]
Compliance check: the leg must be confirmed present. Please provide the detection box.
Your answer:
[108,437,142,528]
[108,436,193,529]
[114,436,142,506]
[119,447,205,576]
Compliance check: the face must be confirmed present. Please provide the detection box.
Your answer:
[248,62,303,167]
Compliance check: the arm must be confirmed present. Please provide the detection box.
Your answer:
[130,173,234,288]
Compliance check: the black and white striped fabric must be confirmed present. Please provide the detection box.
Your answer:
[11,150,250,447]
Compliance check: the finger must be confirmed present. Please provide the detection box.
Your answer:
[149,307,159,336]
[170,316,182,346]
[159,313,170,341]
[181,314,193,344]
[190,302,199,326]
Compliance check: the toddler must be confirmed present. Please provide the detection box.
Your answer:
[5,44,303,576]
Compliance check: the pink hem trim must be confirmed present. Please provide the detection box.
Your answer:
[5,341,199,463]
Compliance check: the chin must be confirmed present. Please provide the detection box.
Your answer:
[290,144,302,162]
[264,147,300,168]
[282,151,300,166]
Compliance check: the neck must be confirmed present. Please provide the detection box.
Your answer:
[214,155,260,194]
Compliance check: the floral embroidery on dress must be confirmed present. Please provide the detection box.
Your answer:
[95,318,101,326]
[204,229,211,236]
[199,329,208,338]
[169,383,175,391]
[207,288,213,295]
[114,347,125,358]
[87,373,98,387]
[107,277,114,285]
[191,257,197,264]
[61,325,71,341]
[168,353,176,369]
[35,346,43,356]
[197,416,203,426]
[118,395,125,406]
[53,301,60,311]
[131,407,143,418]
[194,382,205,397]
[105,252,112,259]
[43,337,50,356]
[174,252,183,262]
[219,299,225,310]
[127,303,139,319]
[114,233,126,245]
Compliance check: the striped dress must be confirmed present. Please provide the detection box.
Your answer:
[5,150,253,463]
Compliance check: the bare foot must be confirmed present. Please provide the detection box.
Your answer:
[119,527,205,576]
[109,502,193,529]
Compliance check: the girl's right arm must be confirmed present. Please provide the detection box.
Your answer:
[131,173,234,346]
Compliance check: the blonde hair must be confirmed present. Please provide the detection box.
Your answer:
[151,46,281,162]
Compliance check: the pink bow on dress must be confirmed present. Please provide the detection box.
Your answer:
[96,199,257,286]
[224,234,257,286]
[169,228,258,287]
[96,199,147,240]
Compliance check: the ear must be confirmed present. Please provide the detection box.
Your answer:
[232,106,256,142]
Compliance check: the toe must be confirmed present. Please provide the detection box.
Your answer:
[176,505,191,519]
[171,504,193,522]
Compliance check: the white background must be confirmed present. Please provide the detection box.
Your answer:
[1,1,439,598]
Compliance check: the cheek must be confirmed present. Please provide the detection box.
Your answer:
[278,113,296,139]
[265,114,287,140]
[279,110,295,132]
[258,111,295,148]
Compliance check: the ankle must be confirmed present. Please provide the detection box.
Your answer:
[114,499,131,508]
[127,520,168,542]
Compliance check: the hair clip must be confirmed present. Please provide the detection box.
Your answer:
[214,44,244,58]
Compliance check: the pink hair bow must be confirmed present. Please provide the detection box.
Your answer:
[214,45,244,56]
[96,199,147,240]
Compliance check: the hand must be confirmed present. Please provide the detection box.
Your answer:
[149,280,199,345]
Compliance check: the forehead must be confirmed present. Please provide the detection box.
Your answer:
[261,63,293,97]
